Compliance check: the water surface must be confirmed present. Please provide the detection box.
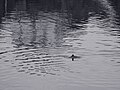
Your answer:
[0,0,120,90]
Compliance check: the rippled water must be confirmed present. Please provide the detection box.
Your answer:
[0,0,120,90]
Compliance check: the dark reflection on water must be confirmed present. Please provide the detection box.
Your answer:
[0,0,120,78]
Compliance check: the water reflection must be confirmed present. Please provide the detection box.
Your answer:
[0,0,120,89]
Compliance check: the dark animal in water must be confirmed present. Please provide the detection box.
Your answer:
[70,54,81,61]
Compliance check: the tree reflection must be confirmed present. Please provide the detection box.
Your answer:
[0,0,5,24]
[1,0,120,47]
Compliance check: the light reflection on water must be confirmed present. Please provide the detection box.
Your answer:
[0,0,120,90]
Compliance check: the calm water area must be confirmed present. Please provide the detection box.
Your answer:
[0,0,120,90]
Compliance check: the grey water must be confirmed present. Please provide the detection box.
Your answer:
[0,0,120,90]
